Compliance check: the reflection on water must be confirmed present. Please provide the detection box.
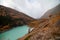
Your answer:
[0,25,29,40]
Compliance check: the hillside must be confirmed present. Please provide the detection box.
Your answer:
[0,5,35,33]
[18,4,60,40]
[41,4,60,19]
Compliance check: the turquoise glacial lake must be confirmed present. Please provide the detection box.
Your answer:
[0,25,29,40]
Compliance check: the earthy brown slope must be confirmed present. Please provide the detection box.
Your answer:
[25,15,60,40]
[0,5,35,33]
[18,4,60,40]
[18,15,60,40]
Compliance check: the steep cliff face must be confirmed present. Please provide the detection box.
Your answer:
[0,5,35,33]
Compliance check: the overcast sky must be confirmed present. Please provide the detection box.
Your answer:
[0,0,60,19]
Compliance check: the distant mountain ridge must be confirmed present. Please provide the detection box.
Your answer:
[41,4,60,19]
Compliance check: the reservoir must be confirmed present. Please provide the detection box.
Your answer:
[0,25,29,40]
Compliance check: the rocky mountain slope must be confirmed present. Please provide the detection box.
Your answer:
[0,5,35,33]
[18,4,60,40]
[41,4,60,19]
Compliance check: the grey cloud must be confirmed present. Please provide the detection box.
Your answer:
[0,0,60,19]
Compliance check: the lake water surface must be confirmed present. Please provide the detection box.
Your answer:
[0,25,29,40]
